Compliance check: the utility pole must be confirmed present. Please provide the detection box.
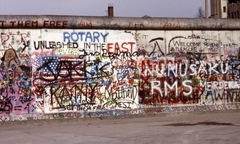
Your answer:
[205,0,209,18]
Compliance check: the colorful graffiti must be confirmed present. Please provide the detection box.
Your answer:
[0,29,240,117]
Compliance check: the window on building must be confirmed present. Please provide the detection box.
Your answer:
[223,6,226,12]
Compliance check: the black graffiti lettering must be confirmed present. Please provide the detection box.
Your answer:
[21,40,30,52]
[14,106,22,110]
[34,41,78,50]
[65,103,97,111]
[116,102,133,108]
[226,89,240,102]
[148,37,165,56]
[79,49,101,59]
[105,85,138,101]
[36,57,113,86]
[0,99,12,114]
[49,84,99,108]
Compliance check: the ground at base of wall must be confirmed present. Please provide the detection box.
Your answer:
[0,103,239,123]
[1,109,239,127]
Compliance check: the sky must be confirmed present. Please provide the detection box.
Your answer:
[0,0,208,18]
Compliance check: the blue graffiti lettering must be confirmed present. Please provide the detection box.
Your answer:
[63,31,109,42]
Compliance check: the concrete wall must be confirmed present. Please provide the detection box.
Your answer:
[0,16,240,121]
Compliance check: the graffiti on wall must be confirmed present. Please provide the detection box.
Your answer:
[0,30,35,115]
[138,31,240,105]
[31,30,139,113]
[0,29,240,116]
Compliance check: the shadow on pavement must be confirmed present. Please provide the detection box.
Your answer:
[163,121,235,126]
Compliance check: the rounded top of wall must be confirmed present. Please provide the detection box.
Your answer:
[0,15,239,30]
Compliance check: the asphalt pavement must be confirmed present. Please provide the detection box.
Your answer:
[1,109,240,144]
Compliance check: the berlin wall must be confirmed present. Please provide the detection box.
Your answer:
[0,15,240,121]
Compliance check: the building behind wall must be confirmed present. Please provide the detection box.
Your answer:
[210,0,228,18]
[228,0,240,18]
